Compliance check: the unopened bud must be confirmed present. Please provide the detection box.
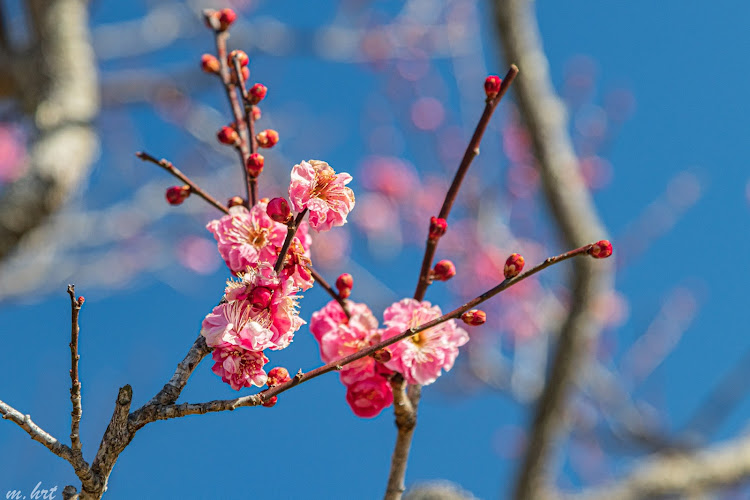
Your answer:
[504,253,525,279]
[229,49,249,67]
[218,8,237,31]
[262,396,278,408]
[201,54,220,74]
[267,197,292,224]
[432,260,456,282]
[166,185,190,205]
[461,309,486,326]
[371,349,392,363]
[246,153,265,177]
[336,273,353,298]
[249,83,267,104]
[484,75,502,99]
[250,286,273,309]
[217,125,239,145]
[77,296,85,305]
[256,129,279,148]
[227,196,245,208]
[588,240,613,259]
[251,106,262,121]
[428,216,447,240]
[267,367,291,387]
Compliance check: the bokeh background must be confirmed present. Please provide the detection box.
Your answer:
[1,1,749,498]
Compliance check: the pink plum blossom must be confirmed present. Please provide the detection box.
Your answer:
[288,160,355,231]
[211,342,268,390]
[381,298,469,386]
[309,300,377,343]
[206,202,286,273]
[345,376,393,418]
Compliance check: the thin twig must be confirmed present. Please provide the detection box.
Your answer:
[232,54,257,206]
[128,244,602,429]
[274,209,308,274]
[413,65,518,300]
[0,400,75,461]
[309,267,351,319]
[67,285,83,456]
[136,152,230,214]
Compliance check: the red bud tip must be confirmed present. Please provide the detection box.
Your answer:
[166,185,191,205]
[504,253,525,279]
[229,50,249,67]
[336,273,354,294]
[241,66,250,82]
[262,396,278,408]
[484,75,502,99]
[428,216,448,240]
[267,197,292,224]
[77,296,85,305]
[250,286,273,310]
[218,8,237,31]
[432,259,456,282]
[217,125,239,145]
[461,309,486,326]
[246,153,265,177]
[256,129,279,148]
[227,196,245,208]
[588,240,613,259]
[251,106,262,120]
[371,348,392,363]
[249,83,267,104]
[200,54,220,74]
[267,367,291,387]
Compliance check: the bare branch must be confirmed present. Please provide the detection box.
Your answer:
[0,399,75,461]
[309,267,351,320]
[491,1,612,498]
[145,335,212,407]
[67,285,83,456]
[385,378,420,500]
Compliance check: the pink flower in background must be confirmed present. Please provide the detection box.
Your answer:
[381,298,469,385]
[211,342,268,390]
[207,202,286,273]
[345,377,393,418]
[289,160,355,231]
[225,264,305,351]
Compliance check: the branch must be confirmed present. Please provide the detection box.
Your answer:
[231,53,257,206]
[136,151,230,214]
[0,0,99,264]
[565,433,750,500]
[385,377,421,499]
[491,1,612,498]
[0,399,75,462]
[67,285,83,456]
[309,267,351,320]
[145,335,212,407]
[274,209,308,274]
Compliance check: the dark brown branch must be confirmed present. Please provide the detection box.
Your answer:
[309,267,351,319]
[274,209,308,274]
[128,244,602,429]
[136,152,230,214]
[67,285,83,456]
[413,65,518,300]
[231,54,257,206]
[492,2,612,499]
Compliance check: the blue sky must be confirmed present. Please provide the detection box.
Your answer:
[2,1,750,499]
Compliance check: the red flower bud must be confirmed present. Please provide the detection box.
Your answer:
[77,296,85,305]
[267,367,291,387]
[166,185,190,205]
[461,309,486,326]
[428,216,447,240]
[588,240,613,259]
[262,396,278,408]
[250,286,273,310]
[431,259,456,282]
[251,106,262,120]
[227,196,245,208]
[228,49,249,67]
[336,273,353,298]
[217,125,239,145]
[200,54,220,74]
[484,75,502,99]
[256,129,279,148]
[246,153,265,177]
[218,8,237,31]
[267,197,292,224]
[249,83,267,104]
[371,349,392,363]
[504,253,525,279]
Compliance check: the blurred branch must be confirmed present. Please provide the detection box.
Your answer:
[491,1,612,498]
[0,0,99,264]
